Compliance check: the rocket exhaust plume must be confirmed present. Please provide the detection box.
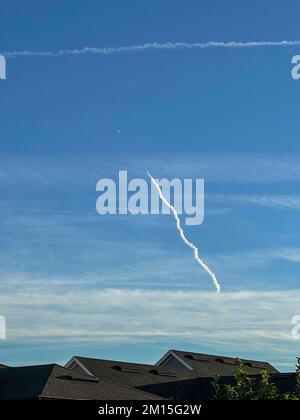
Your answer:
[147,171,221,293]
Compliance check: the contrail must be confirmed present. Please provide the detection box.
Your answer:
[3,40,300,58]
[147,171,221,293]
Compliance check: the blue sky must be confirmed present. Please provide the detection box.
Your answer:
[1,0,300,370]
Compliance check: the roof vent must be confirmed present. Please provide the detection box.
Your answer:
[59,374,73,380]
[121,368,140,373]
[184,354,210,362]
[184,354,194,360]
[149,369,159,375]
[111,365,122,371]
[58,374,99,382]
[244,361,265,369]
[149,369,177,378]
[215,358,237,365]
[111,365,140,374]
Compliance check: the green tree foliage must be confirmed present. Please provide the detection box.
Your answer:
[214,358,300,400]
[295,357,300,396]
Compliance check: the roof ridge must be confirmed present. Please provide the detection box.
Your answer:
[75,355,155,367]
[37,364,59,398]
[172,349,274,364]
[5,363,58,370]
[39,364,84,397]
[76,355,190,374]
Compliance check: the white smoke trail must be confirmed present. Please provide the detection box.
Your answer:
[147,171,221,293]
[3,40,300,58]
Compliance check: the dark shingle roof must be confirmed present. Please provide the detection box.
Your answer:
[0,364,55,399]
[71,356,213,400]
[269,372,296,394]
[73,356,195,388]
[42,365,162,400]
[69,352,279,400]
[166,349,279,376]
[0,358,293,401]
[0,364,162,400]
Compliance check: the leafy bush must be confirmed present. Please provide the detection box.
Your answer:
[213,358,300,400]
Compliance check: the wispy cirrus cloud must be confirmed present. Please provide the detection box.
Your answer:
[3,40,300,58]
[208,194,300,210]
[1,153,300,186]
[1,286,299,370]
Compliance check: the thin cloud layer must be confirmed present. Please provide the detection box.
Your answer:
[3,40,300,58]
[208,194,300,210]
[1,153,300,186]
[1,287,299,369]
